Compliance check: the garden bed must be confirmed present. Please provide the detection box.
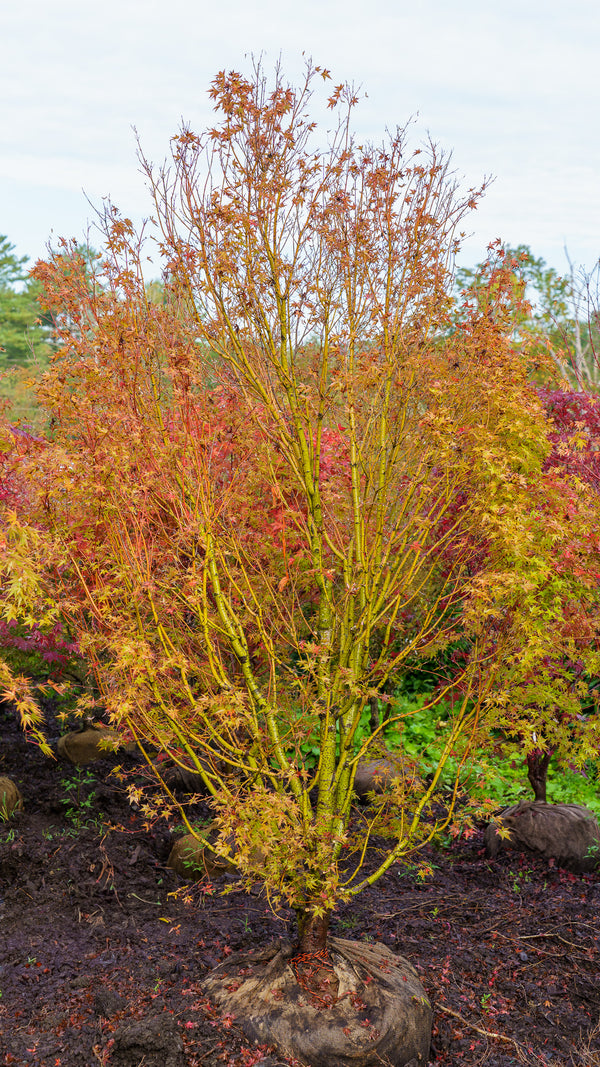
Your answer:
[1,705,599,1066]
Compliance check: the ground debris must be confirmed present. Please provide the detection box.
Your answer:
[1,705,599,1066]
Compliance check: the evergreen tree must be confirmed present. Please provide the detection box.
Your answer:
[0,236,54,368]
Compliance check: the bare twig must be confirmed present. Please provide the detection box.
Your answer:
[436,1002,530,1058]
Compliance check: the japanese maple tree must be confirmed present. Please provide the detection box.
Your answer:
[429,253,600,802]
[506,385,600,802]
[6,62,600,954]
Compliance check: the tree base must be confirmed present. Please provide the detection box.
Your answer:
[201,937,432,1067]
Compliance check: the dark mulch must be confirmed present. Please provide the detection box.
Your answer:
[1,703,599,1067]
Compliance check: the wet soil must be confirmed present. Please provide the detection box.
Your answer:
[1,705,599,1067]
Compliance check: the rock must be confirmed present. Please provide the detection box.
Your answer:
[109,1014,185,1067]
[202,937,431,1067]
[353,755,412,799]
[167,828,236,881]
[0,777,23,819]
[485,801,600,872]
[56,727,127,765]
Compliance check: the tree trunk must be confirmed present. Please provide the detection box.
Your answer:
[369,695,380,734]
[526,749,553,803]
[294,909,339,1001]
[297,909,331,954]
[369,695,392,735]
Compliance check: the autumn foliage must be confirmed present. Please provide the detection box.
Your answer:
[2,62,600,949]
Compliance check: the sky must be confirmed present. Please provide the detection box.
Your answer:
[3,0,600,280]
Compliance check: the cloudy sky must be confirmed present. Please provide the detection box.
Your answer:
[3,0,599,278]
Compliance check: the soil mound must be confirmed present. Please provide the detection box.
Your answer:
[485,800,600,871]
[110,1014,185,1067]
[167,829,236,880]
[202,936,432,1066]
[56,727,124,764]
[0,775,23,818]
[354,754,414,799]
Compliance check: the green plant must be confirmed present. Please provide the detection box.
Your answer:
[471,743,600,815]
[509,867,532,894]
[585,841,600,862]
[338,914,358,931]
[171,818,212,836]
[394,696,600,815]
[60,767,101,830]
[396,859,438,883]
